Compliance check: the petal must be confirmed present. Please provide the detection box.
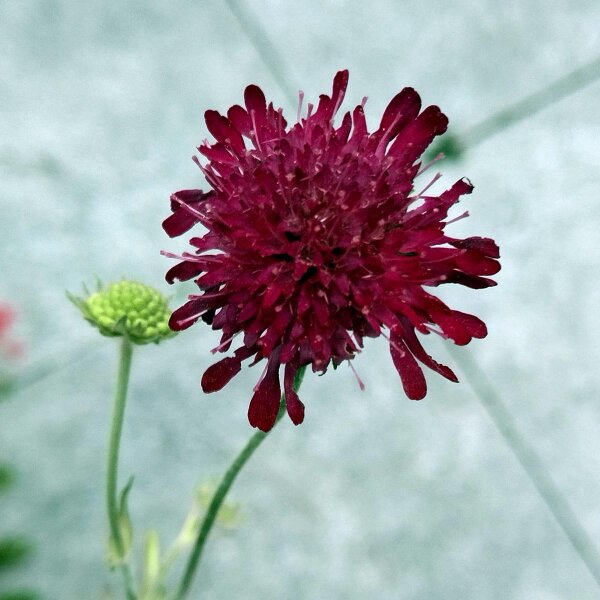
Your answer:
[441,271,497,289]
[378,87,421,145]
[248,359,282,431]
[165,260,205,284]
[244,84,268,139]
[434,309,487,346]
[198,142,238,165]
[169,295,225,330]
[440,177,474,203]
[398,318,458,382]
[390,334,427,400]
[312,70,349,124]
[331,70,349,110]
[201,357,242,392]
[227,104,252,136]
[204,110,245,154]
[453,251,501,276]
[163,190,210,237]
[349,104,368,142]
[284,363,305,425]
[244,84,267,116]
[450,236,500,259]
[387,105,448,164]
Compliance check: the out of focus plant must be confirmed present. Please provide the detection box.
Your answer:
[70,281,242,599]
[0,304,39,600]
[0,304,23,402]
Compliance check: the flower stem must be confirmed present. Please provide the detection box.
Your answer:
[462,54,600,149]
[107,336,136,600]
[453,348,600,588]
[175,366,306,600]
[427,54,600,162]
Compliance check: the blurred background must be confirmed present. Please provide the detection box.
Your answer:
[1,0,600,598]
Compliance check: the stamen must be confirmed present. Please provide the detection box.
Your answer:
[331,90,345,123]
[249,109,263,153]
[423,324,446,338]
[445,210,470,225]
[348,360,365,391]
[192,156,222,191]
[376,110,406,158]
[253,360,269,393]
[176,311,209,327]
[381,329,409,354]
[297,90,305,123]
[168,197,206,221]
[415,173,442,198]
[210,332,240,354]
[417,153,445,176]
[160,250,222,263]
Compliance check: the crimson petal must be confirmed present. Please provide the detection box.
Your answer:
[388,105,448,163]
[248,358,282,431]
[390,333,427,400]
[284,363,305,425]
[399,318,458,382]
[202,357,242,393]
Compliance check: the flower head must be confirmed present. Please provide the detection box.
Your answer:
[69,280,175,345]
[163,71,500,431]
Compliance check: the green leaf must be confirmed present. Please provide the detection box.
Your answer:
[140,529,165,599]
[118,476,134,555]
[107,476,134,567]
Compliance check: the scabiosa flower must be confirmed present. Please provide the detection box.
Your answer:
[163,70,500,431]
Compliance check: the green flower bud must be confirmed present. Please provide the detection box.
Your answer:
[68,280,176,345]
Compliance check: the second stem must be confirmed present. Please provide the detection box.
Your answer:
[175,365,306,599]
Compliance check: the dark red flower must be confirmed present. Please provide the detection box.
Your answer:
[163,71,500,431]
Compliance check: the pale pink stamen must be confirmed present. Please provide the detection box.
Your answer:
[297,90,305,122]
[253,361,269,393]
[348,360,365,391]
[249,109,263,153]
[415,172,442,198]
[445,210,470,225]
[210,332,240,354]
[417,152,445,176]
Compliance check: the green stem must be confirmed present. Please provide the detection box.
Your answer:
[427,54,600,162]
[463,55,600,148]
[107,337,136,600]
[175,366,306,600]
[453,349,600,588]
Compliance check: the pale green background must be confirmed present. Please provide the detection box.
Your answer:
[1,1,600,598]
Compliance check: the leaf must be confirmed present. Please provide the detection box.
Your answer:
[140,530,164,599]
[118,476,135,555]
